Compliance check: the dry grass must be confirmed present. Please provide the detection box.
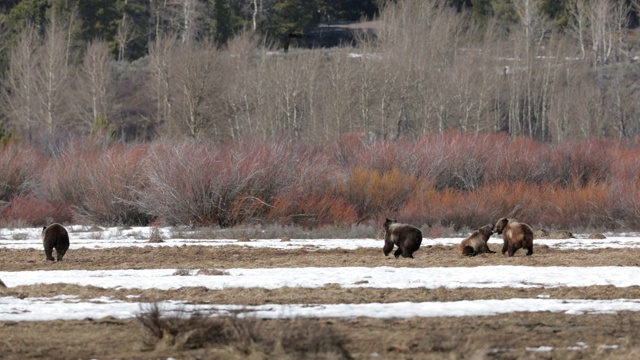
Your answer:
[3,283,640,306]
[135,303,352,358]
[2,243,640,272]
[1,313,639,359]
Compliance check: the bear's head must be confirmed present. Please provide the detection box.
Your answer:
[493,218,509,234]
[478,224,494,239]
[383,218,396,232]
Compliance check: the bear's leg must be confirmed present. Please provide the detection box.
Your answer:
[383,241,394,256]
[502,241,509,255]
[44,246,55,261]
[506,242,516,257]
[394,248,402,258]
[55,246,66,261]
[401,247,415,258]
[480,243,495,254]
[525,243,533,256]
[462,246,477,256]
[513,242,523,256]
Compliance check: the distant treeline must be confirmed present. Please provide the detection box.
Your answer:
[1,0,640,146]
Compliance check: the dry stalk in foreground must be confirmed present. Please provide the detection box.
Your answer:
[136,303,353,359]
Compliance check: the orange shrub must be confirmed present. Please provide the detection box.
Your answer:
[338,166,418,223]
[269,194,358,228]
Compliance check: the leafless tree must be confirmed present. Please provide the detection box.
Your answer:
[320,48,358,141]
[567,0,589,60]
[3,26,38,135]
[224,31,259,139]
[252,0,262,31]
[36,17,73,136]
[116,0,134,62]
[267,54,312,138]
[5,17,73,141]
[162,40,228,140]
[72,40,115,134]
[148,34,177,131]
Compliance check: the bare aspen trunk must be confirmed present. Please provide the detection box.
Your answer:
[252,0,261,31]
[117,0,130,62]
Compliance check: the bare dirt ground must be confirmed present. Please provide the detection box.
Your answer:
[2,242,640,359]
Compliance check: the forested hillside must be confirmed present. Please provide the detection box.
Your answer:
[2,1,640,230]
[0,0,639,145]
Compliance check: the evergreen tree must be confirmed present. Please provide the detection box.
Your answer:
[76,0,121,52]
[5,0,49,37]
[211,0,233,47]
[271,0,321,36]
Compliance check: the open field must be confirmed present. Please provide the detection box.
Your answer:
[1,226,640,359]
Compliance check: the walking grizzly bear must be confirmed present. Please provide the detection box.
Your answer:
[459,225,495,256]
[42,223,70,261]
[383,218,423,258]
[493,218,534,257]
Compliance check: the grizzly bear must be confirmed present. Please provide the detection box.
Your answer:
[383,218,423,258]
[493,218,534,257]
[459,225,495,256]
[42,223,69,261]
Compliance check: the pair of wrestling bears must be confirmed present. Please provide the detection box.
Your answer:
[383,217,533,258]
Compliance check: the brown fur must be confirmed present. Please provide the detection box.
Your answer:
[383,218,422,258]
[459,225,495,256]
[493,218,534,257]
[42,223,70,261]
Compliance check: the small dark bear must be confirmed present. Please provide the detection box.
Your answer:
[383,218,423,258]
[459,225,495,256]
[493,217,534,257]
[42,223,70,261]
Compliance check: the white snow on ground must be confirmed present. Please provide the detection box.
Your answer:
[1,226,639,250]
[1,296,640,322]
[2,266,640,290]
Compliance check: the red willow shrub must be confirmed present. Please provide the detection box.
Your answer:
[218,138,305,226]
[39,141,150,225]
[5,132,640,230]
[0,143,44,202]
[137,138,307,227]
[135,142,225,226]
[266,145,352,227]
[0,195,72,226]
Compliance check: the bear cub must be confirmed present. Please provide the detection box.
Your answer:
[383,218,423,258]
[459,225,495,256]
